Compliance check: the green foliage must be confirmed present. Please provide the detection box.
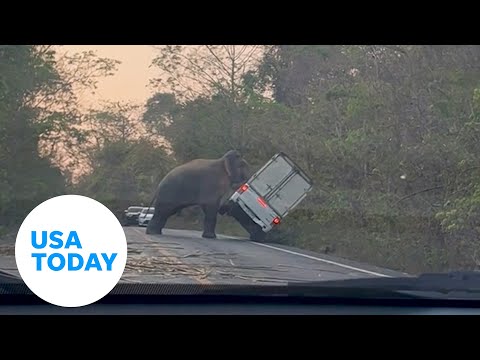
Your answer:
[0,45,119,228]
[144,45,480,273]
[0,46,65,226]
[7,44,480,275]
[71,101,175,219]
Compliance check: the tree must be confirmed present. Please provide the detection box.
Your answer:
[0,45,120,229]
[251,45,480,271]
[146,46,268,154]
[150,45,266,103]
[30,47,121,179]
[73,100,175,218]
[74,139,174,218]
[0,46,62,226]
[76,101,150,176]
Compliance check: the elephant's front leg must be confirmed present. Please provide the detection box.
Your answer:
[201,203,219,239]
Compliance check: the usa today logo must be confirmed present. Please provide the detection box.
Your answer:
[15,195,127,307]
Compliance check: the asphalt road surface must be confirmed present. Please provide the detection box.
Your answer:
[121,226,407,285]
[0,226,407,284]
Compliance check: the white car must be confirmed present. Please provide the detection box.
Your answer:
[138,207,155,227]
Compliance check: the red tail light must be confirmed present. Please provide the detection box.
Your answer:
[238,184,249,193]
[257,197,268,208]
[272,217,281,225]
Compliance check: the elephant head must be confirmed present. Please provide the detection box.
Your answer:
[222,150,246,187]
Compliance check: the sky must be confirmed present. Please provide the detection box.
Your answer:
[59,45,159,107]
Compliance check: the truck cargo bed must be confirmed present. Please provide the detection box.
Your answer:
[220,152,313,240]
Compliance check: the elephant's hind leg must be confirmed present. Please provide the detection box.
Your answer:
[201,204,219,239]
[146,204,188,235]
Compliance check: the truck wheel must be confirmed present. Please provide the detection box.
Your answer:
[250,228,267,242]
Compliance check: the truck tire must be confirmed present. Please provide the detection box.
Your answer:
[221,202,267,242]
[249,227,267,242]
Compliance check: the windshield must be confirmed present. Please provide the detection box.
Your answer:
[2,45,480,300]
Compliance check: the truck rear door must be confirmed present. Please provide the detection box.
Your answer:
[224,152,313,240]
[249,153,294,198]
[266,171,312,217]
[248,152,313,217]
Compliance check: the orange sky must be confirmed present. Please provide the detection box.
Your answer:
[60,45,159,107]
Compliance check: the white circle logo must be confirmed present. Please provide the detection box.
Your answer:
[15,195,127,308]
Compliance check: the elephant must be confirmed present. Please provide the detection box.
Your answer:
[146,150,250,239]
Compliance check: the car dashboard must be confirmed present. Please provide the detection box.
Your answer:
[1,295,480,314]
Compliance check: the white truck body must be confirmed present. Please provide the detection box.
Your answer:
[229,152,313,233]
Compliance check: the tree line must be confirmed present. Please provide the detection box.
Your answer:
[2,45,480,274]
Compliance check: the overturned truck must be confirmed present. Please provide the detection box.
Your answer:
[219,152,313,242]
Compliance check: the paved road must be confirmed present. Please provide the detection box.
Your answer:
[121,226,407,285]
[0,226,407,284]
